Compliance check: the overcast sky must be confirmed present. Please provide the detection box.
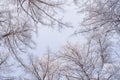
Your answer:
[32,2,85,56]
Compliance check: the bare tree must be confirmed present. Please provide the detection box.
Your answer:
[7,0,69,28]
[0,0,69,56]
[15,50,61,80]
[74,0,120,49]
[0,0,70,79]
[75,0,120,33]
[58,0,120,79]
[58,43,120,80]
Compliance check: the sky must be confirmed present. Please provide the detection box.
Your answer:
[32,3,85,56]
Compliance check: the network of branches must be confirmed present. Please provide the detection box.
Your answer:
[0,0,120,80]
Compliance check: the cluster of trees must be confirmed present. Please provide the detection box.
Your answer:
[0,0,120,80]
